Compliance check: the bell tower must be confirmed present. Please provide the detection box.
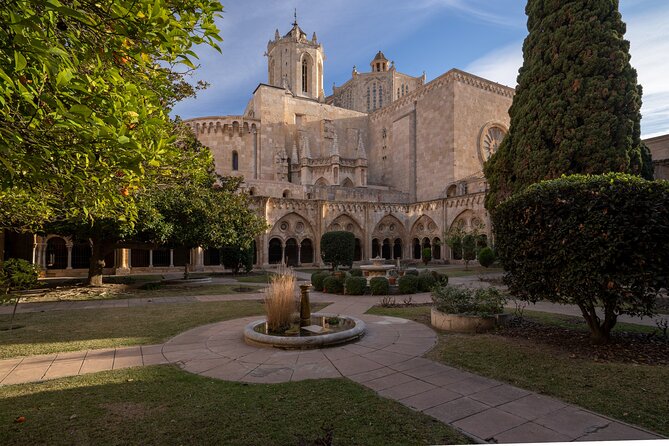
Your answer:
[266,11,325,101]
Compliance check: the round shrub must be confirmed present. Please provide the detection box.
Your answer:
[322,276,344,294]
[492,173,669,343]
[311,271,329,292]
[431,271,448,286]
[349,268,363,277]
[417,271,437,292]
[477,247,496,268]
[398,275,419,294]
[432,286,506,317]
[320,231,355,269]
[345,276,367,295]
[1,258,39,295]
[369,277,389,295]
[404,269,419,276]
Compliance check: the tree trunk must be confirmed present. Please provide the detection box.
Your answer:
[88,237,112,287]
[577,302,613,344]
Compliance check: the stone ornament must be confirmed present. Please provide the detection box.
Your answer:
[478,123,507,165]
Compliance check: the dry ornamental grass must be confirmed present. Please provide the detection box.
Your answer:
[264,267,297,332]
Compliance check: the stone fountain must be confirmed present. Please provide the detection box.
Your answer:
[359,256,395,282]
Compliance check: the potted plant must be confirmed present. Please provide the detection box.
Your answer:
[430,285,509,333]
[387,270,398,285]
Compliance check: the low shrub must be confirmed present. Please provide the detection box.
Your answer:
[349,268,363,277]
[1,258,39,296]
[322,276,344,294]
[345,276,367,295]
[404,269,419,276]
[311,271,329,292]
[369,277,389,295]
[477,247,496,268]
[417,271,437,292]
[432,286,506,317]
[398,275,419,294]
[431,271,448,285]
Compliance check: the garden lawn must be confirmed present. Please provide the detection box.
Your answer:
[0,366,469,445]
[429,266,503,277]
[368,305,669,437]
[0,301,326,359]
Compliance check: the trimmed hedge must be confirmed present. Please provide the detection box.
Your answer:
[417,271,437,292]
[405,269,419,276]
[398,275,419,294]
[369,277,389,295]
[432,286,506,317]
[345,276,367,295]
[349,268,363,277]
[477,247,496,268]
[322,276,344,294]
[321,231,355,269]
[492,173,669,342]
[311,271,329,292]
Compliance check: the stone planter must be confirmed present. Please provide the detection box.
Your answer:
[430,307,511,333]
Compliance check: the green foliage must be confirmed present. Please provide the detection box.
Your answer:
[398,275,419,294]
[369,277,389,296]
[462,234,477,267]
[221,245,254,274]
[432,286,506,317]
[492,173,669,342]
[322,276,344,294]
[320,231,355,270]
[477,247,496,268]
[404,269,419,276]
[311,271,329,292]
[421,248,432,265]
[0,0,223,228]
[349,268,363,277]
[345,276,367,295]
[484,0,652,209]
[417,271,437,292]
[0,258,39,296]
[431,271,449,286]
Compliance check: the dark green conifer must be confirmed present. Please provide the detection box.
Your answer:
[484,0,653,209]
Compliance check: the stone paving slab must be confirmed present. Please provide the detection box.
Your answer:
[0,296,662,443]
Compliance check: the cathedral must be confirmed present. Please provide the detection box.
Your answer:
[184,18,513,268]
[4,18,665,275]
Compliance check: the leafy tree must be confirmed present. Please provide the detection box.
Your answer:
[477,247,496,268]
[221,245,254,275]
[484,0,653,209]
[0,0,223,228]
[492,173,669,344]
[421,248,432,265]
[320,231,355,270]
[461,234,477,270]
[1,258,39,329]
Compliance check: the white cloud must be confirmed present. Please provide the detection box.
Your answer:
[465,42,522,88]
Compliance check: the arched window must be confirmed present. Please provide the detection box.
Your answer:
[232,151,239,171]
[302,58,308,93]
[372,84,377,110]
[379,85,383,108]
[397,87,400,99]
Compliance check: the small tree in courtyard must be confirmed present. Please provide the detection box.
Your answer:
[421,248,432,266]
[484,0,653,209]
[461,234,477,270]
[320,231,355,270]
[492,173,669,344]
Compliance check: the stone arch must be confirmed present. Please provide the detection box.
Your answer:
[341,177,354,188]
[267,212,315,246]
[372,214,406,239]
[300,52,314,94]
[314,177,329,187]
[46,236,67,269]
[410,215,439,239]
[328,213,365,260]
[446,184,457,197]
[449,209,485,232]
[282,189,290,198]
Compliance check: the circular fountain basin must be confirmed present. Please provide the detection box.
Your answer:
[161,277,213,285]
[244,313,366,349]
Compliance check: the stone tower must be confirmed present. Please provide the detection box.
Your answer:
[267,13,325,101]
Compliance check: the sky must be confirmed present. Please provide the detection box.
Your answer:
[171,0,669,138]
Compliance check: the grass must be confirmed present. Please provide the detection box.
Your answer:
[0,300,327,359]
[0,366,469,446]
[368,305,669,436]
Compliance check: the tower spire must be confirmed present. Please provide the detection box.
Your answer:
[293,8,297,26]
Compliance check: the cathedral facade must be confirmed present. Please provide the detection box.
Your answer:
[184,19,514,267]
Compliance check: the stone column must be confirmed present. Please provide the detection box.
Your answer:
[169,249,174,267]
[191,247,204,271]
[65,241,73,270]
[149,249,153,268]
[297,243,302,266]
[116,248,131,274]
[281,241,286,266]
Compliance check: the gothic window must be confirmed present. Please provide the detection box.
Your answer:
[232,151,239,171]
[372,84,377,110]
[401,84,405,96]
[302,58,308,93]
[397,87,400,99]
[379,85,383,108]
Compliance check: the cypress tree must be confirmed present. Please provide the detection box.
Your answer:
[484,0,653,209]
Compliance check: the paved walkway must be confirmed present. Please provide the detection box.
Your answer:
[0,296,662,443]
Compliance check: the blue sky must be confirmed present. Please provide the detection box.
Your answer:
[171,0,669,138]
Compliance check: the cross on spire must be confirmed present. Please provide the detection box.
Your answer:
[293,8,298,26]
